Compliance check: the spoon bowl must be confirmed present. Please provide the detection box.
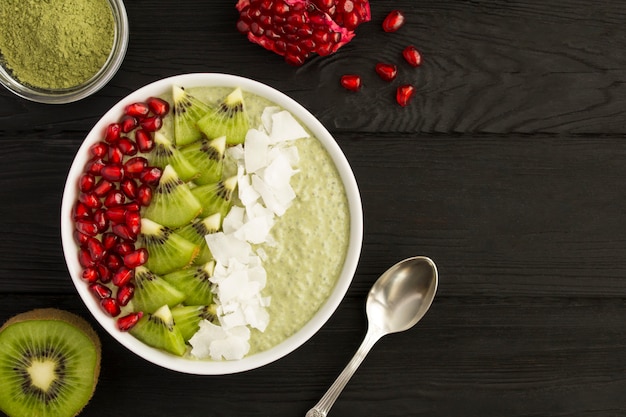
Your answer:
[306,256,438,417]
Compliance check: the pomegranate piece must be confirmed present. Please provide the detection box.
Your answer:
[125,102,150,119]
[375,63,397,81]
[147,97,170,116]
[78,192,101,209]
[93,179,114,197]
[107,145,124,164]
[101,297,121,317]
[140,115,162,132]
[135,129,154,153]
[116,283,135,306]
[98,264,112,283]
[105,123,121,143]
[86,158,106,176]
[81,267,100,283]
[121,178,138,199]
[117,138,137,156]
[78,248,96,268]
[76,218,99,236]
[102,232,119,250]
[236,0,370,66]
[123,156,148,178]
[89,282,112,300]
[112,223,137,242]
[136,184,153,206]
[90,142,108,159]
[396,84,416,107]
[340,74,361,91]
[139,167,162,186]
[104,206,127,224]
[117,311,143,331]
[382,10,405,32]
[120,115,139,133]
[112,266,134,287]
[104,189,126,208]
[73,202,92,220]
[402,45,422,67]
[124,248,148,268]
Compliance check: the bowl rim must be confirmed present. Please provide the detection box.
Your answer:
[0,0,128,104]
[61,73,363,374]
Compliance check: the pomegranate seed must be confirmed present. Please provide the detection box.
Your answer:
[86,158,106,175]
[120,115,139,133]
[90,142,109,158]
[74,230,90,246]
[375,63,397,81]
[76,219,99,236]
[124,156,148,178]
[78,248,96,268]
[123,202,141,212]
[102,232,119,250]
[81,267,99,283]
[135,129,154,153]
[104,189,125,208]
[382,10,405,32]
[78,173,96,192]
[112,266,134,287]
[117,138,137,156]
[340,74,362,91]
[117,311,142,331]
[87,237,106,262]
[101,165,125,182]
[139,167,162,185]
[107,145,124,164]
[396,84,416,107]
[73,202,92,220]
[105,253,123,271]
[93,179,114,198]
[112,223,136,242]
[124,248,148,268]
[146,97,170,116]
[402,45,422,67]
[104,206,126,224]
[121,178,137,199]
[140,115,162,132]
[115,242,135,256]
[136,185,152,206]
[100,297,121,317]
[89,282,112,299]
[79,192,101,209]
[93,209,109,233]
[125,102,150,118]
[105,123,121,143]
[116,284,135,306]
[98,264,112,283]
[125,211,141,235]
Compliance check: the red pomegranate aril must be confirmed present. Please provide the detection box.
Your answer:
[396,84,416,107]
[123,156,148,178]
[74,230,90,246]
[76,219,99,236]
[140,115,162,132]
[117,138,137,156]
[120,115,139,133]
[93,209,109,233]
[73,202,92,220]
[101,164,125,182]
[136,184,152,206]
[135,129,154,153]
[86,158,106,175]
[117,311,142,331]
[382,10,405,32]
[124,248,148,268]
[93,179,114,197]
[105,123,122,143]
[116,283,135,306]
[78,173,96,193]
[125,211,141,235]
[89,282,112,299]
[81,267,99,283]
[87,237,105,262]
[146,97,170,116]
[123,202,141,212]
[112,223,136,242]
[90,142,109,159]
[78,248,96,268]
[139,167,162,185]
[100,297,121,317]
[105,252,123,271]
[108,145,124,165]
[402,45,422,67]
[125,102,150,119]
[97,264,112,283]
[112,266,134,287]
[115,242,135,256]
[340,74,361,91]
[121,178,137,199]
[375,63,397,81]
[102,232,119,250]
[79,192,101,209]
[104,206,126,224]
[104,189,125,208]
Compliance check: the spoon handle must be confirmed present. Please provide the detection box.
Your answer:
[305,328,383,417]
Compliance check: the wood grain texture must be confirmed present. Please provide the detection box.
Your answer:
[2,0,626,416]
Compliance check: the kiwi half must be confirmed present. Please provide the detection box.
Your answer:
[172,85,211,146]
[0,309,101,417]
[196,87,250,145]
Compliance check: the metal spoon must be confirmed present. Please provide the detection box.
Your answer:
[305,256,439,417]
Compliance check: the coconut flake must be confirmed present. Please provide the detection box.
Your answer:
[268,110,310,144]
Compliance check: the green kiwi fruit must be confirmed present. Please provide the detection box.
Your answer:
[175,213,221,265]
[141,164,202,228]
[172,85,211,146]
[162,261,216,306]
[149,132,200,182]
[0,309,101,417]
[129,304,186,356]
[171,305,217,342]
[196,87,250,145]
[138,218,200,275]
[191,175,238,218]
[179,136,226,185]
[132,266,186,314]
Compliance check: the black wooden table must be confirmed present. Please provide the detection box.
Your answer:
[2,1,626,416]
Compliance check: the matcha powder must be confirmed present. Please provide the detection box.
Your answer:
[0,0,115,90]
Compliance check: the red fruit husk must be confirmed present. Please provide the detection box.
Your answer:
[236,0,370,66]
[382,10,405,32]
[117,311,142,331]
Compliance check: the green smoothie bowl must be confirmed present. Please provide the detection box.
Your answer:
[60,73,363,374]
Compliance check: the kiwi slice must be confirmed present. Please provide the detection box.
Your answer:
[191,175,238,218]
[139,218,200,275]
[141,164,202,228]
[175,213,221,265]
[129,304,186,356]
[163,261,216,306]
[132,266,186,314]
[196,87,250,145]
[179,136,226,186]
[171,305,217,342]
[0,309,100,417]
[172,85,211,146]
[149,132,200,182]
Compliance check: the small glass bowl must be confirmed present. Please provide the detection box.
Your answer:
[0,0,129,104]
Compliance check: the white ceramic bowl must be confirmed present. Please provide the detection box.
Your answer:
[61,73,363,374]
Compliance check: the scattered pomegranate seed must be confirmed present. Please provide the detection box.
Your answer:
[125,102,150,119]
[340,74,362,91]
[135,129,154,153]
[382,10,405,32]
[89,282,112,300]
[402,45,422,67]
[396,84,416,107]
[117,311,142,331]
[140,115,162,132]
[101,297,121,317]
[124,248,148,268]
[375,63,397,81]
[105,123,121,143]
[146,97,170,116]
